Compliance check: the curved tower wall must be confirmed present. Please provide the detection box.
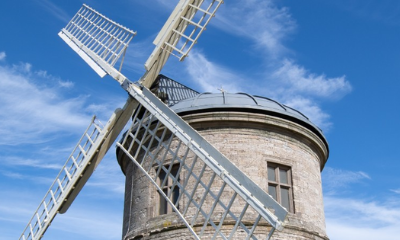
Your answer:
[118,108,329,240]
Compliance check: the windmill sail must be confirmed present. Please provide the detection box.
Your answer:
[18,98,137,240]
[142,0,224,87]
[58,4,136,82]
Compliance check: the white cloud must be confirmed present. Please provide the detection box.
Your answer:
[0,60,122,146]
[36,70,74,88]
[154,0,177,11]
[183,51,349,131]
[391,189,400,194]
[185,50,244,93]
[0,57,127,240]
[183,52,349,131]
[2,156,63,170]
[35,0,70,23]
[0,51,6,61]
[325,196,400,240]
[48,205,123,240]
[0,185,123,240]
[12,62,32,73]
[216,0,296,58]
[0,64,89,145]
[0,170,24,180]
[0,188,45,239]
[322,167,370,194]
[272,59,352,99]
[330,0,400,26]
[180,0,352,131]
[132,0,177,14]
[121,40,155,76]
[267,60,351,131]
[322,168,400,240]
[283,97,331,130]
[58,80,74,88]
[0,169,55,186]
[86,154,126,195]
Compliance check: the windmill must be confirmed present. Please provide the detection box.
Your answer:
[19,1,288,240]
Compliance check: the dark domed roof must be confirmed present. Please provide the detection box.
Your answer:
[170,92,327,145]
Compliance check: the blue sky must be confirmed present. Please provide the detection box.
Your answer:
[1,0,400,239]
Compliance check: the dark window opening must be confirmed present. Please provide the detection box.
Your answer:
[158,164,180,215]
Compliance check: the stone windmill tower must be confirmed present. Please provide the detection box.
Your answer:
[20,2,329,240]
[117,75,329,240]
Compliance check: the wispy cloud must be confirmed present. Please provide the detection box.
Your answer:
[322,167,370,194]
[271,59,352,99]
[86,154,126,195]
[124,39,157,77]
[0,170,25,180]
[0,62,89,145]
[0,186,123,240]
[0,53,127,239]
[2,156,63,170]
[325,196,400,240]
[0,51,6,61]
[0,59,122,146]
[322,167,400,240]
[180,0,351,132]
[283,97,331,130]
[184,50,244,93]
[49,205,123,239]
[215,0,296,58]
[182,52,349,130]
[267,59,351,129]
[330,0,400,26]
[35,0,71,23]
[154,0,177,11]
[391,189,400,194]
[132,0,177,14]
[36,70,74,89]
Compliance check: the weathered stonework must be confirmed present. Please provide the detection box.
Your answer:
[118,110,329,240]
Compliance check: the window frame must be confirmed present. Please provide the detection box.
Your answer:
[157,164,181,215]
[267,162,294,213]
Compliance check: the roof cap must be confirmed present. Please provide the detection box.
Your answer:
[171,92,327,146]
